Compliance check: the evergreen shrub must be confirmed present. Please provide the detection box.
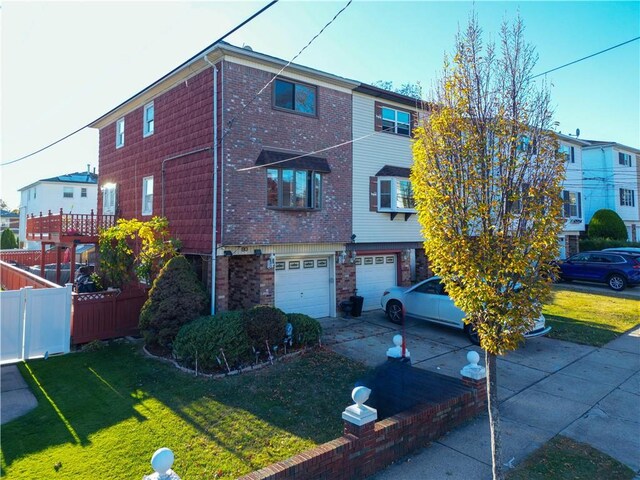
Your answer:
[588,209,628,240]
[242,305,287,350]
[286,313,322,346]
[1,228,18,249]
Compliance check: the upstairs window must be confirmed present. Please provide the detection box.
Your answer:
[375,103,413,136]
[378,177,415,212]
[562,190,582,218]
[560,145,575,163]
[618,152,632,166]
[116,118,125,148]
[273,79,317,116]
[33,188,36,199]
[142,176,154,215]
[102,183,116,215]
[81,188,87,198]
[63,187,74,198]
[620,188,635,207]
[143,102,154,137]
[267,168,322,209]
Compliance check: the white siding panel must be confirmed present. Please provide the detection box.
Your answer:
[352,93,423,243]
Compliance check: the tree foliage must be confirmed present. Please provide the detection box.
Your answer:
[372,80,422,99]
[587,209,627,240]
[1,228,18,249]
[98,217,179,287]
[139,255,208,349]
[412,15,564,480]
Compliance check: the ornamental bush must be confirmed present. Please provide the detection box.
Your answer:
[139,255,208,349]
[1,228,18,249]
[242,305,287,351]
[588,209,628,240]
[286,313,322,347]
[579,238,640,251]
[173,312,250,372]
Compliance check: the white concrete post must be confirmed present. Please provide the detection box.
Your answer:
[460,351,487,380]
[342,386,377,426]
[143,448,180,480]
[386,334,410,359]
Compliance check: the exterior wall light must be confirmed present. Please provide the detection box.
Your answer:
[337,251,347,264]
[267,253,276,269]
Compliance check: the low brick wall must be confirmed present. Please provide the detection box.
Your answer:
[238,376,486,480]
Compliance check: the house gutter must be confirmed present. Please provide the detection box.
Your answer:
[205,55,219,315]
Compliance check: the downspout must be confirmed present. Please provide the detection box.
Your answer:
[205,54,218,315]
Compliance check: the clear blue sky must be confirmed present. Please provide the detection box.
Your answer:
[2,1,639,209]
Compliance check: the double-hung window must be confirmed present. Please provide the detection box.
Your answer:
[560,145,575,163]
[380,107,411,136]
[143,102,154,137]
[81,188,87,198]
[102,184,116,215]
[620,188,635,207]
[63,187,74,198]
[562,190,582,218]
[267,168,322,209]
[142,176,154,215]
[116,118,125,148]
[378,177,415,212]
[273,79,317,116]
[618,152,632,166]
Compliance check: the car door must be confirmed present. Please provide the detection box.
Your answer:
[403,278,441,321]
[561,253,592,280]
[435,282,465,326]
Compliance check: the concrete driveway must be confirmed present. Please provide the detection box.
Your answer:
[319,311,640,479]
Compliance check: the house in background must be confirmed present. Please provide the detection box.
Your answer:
[18,167,98,249]
[557,134,590,258]
[0,209,20,238]
[582,141,640,241]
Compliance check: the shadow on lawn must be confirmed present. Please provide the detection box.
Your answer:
[545,314,623,346]
[1,343,368,473]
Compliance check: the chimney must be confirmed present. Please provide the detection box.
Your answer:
[87,163,90,173]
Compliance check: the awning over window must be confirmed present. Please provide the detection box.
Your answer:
[255,150,331,173]
[375,165,411,177]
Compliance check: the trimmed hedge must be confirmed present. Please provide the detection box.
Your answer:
[286,313,322,347]
[242,305,287,350]
[579,238,640,251]
[588,209,628,240]
[173,312,250,371]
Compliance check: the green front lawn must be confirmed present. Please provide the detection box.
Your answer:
[507,435,635,480]
[1,343,368,479]
[543,287,639,346]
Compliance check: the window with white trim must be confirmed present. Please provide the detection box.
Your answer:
[562,190,582,218]
[560,145,575,163]
[102,184,116,215]
[618,152,632,166]
[63,187,74,198]
[620,188,635,207]
[266,168,322,209]
[381,107,411,136]
[143,102,154,137]
[378,177,415,212]
[142,176,154,215]
[116,118,125,148]
[81,187,87,198]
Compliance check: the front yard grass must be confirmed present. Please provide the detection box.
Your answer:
[507,435,635,480]
[0,343,368,479]
[543,287,639,347]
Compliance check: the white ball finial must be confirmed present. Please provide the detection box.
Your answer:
[393,334,403,347]
[467,350,480,367]
[151,448,174,475]
[352,386,371,406]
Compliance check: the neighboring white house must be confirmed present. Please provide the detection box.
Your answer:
[0,209,20,237]
[557,134,590,258]
[582,141,640,242]
[18,167,98,248]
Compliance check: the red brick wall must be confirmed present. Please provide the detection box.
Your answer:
[238,377,487,480]
[97,67,219,254]
[400,251,411,287]
[415,248,432,282]
[336,259,356,309]
[220,61,353,246]
[258,256,275,306]
[228,255,260,310]
[215,255,229,312]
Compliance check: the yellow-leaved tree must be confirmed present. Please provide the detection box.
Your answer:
[412,16,565,480]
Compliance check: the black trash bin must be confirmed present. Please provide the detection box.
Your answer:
[350,295,364,317]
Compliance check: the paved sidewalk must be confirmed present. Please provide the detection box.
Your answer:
[1,364,38,425]
[320,313,640,479]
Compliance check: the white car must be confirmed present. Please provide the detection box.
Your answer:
[380,276,551,344]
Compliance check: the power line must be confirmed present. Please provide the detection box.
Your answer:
[1,0,280,167]
[531,36,640,79]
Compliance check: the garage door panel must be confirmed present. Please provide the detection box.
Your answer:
[275,257,331,318]
[356,255,397,311]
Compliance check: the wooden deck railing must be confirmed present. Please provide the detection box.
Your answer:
[26,209,115,241]
[0,260,62,290]
[0,249,58,266]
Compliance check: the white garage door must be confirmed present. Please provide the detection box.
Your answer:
[275,257,331,318]
[356,254,397,311]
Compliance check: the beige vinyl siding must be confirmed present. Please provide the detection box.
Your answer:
[352,93,423,243]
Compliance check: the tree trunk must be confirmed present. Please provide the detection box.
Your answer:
[486,351,504,480]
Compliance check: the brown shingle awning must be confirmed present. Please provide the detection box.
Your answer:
[375,165,411,177]
[255,150,331,173]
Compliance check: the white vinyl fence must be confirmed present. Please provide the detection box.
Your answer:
[0,284,72,364]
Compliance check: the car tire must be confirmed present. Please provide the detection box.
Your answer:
[607,274,627,291]
[386,301,403,325]
[465,324,480,346]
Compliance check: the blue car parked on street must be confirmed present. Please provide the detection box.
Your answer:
[557,251,640,291]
